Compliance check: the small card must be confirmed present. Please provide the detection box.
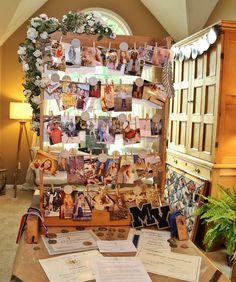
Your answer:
[97,240,137,253]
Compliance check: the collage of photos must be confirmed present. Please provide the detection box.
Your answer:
[42,181,162,221]
[45,39,171,76]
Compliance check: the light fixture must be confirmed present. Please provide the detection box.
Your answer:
[9,102,33,197]
[9,102,32,120]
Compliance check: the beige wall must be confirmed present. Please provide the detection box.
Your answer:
[1,0,169,184]
[0,46,2,167]
[206,0,236,26]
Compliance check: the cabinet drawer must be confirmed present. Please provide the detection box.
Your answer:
[166,155,211,180]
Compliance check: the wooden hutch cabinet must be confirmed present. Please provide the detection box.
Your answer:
[167,21,236,197]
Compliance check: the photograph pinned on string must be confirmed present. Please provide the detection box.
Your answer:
[30,150,58,175]
[61,116,80,144]
[67,155,85,184]
[64,42,81,68]
[145,153,161,178]
[108,191,129,220]
[73,191,92,221]
[125,49,144,76]
[43,187,62,217]
[44,115,62,145]
[47,40,66,71]
[89,81,101,98]
[150,116,163,136]
[123,116,141,145]
[76,83,90,110]
[111,117,123,135]
[61,81,78,110]
[94,160,107,184]
[91,189,114,211]
[143,82,167,104]
[117,155,136,185]
[103,158,120,185]
[139,118,151,137]
[45,81,61,98]
[105,49,119,70]
[81,46,103,67]
[83,156,99,185]
[100,84,115,112]
[97,117,115,144]
[114,84,132,112]
[117,49,130,73]
[133,155,147,178]
[59,189,76,219]
[132,83,144,99]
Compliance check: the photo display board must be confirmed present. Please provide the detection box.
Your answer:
[33,31,172,226]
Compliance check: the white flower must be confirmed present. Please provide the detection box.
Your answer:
[40,31,48,40]
[33,49,42,57]
[51,17,59,23]
[17,46,26,55]
[22,62,29,72]
[40,74,50,88]
[105,28,108,32]
[62,15,67,21]
[90,28,94,32]
[88,20,94,27]
[36,58,43,64]
[30,18,41,28]
[34,79,41,86]
[39,14,48,20]
[27,27,38,41]
[31,96,41,105]
[23,89,32,96]
[36,63,44,72]
[77,25,85,33]
[31,121,40,131]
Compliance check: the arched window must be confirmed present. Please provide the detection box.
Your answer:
[81,8,132,35]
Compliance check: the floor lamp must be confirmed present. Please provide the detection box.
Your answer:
[9,102,33,197]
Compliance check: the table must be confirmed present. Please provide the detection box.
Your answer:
[12,226,230,282]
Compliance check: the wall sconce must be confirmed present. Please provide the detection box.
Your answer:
[9,102,33,197]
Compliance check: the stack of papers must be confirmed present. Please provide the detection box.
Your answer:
[41,230,99,255]
[97,240,137,253]
[137,248,201,282]
[39,250,102,282]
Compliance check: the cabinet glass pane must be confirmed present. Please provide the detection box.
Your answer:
[205,85,215,115]
[181,61,189,81]
[178,121,187,146]
[193,87,202,114]
[206,46,217,77]
[191,123,200,149]
[180,89,188,113]
[194,56,204,79]
[170,121,177,143]
[202,124,213,153]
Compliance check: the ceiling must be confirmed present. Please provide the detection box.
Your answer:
[0,0,47,46]
[0,0,219,46]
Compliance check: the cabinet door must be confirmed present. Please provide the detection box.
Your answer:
[169,60,191,153]
[187,44,221,162]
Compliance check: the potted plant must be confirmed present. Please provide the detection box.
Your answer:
[197,185,236,261]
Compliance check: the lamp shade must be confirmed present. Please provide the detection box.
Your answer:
[9,102,32,120]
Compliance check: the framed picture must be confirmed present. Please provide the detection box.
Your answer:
[164,164,208,241]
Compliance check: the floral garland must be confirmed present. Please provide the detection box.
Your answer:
[17,12,115,134]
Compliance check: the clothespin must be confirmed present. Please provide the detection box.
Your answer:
[133,42,137,51]
[90,150,92,161]
[93,42,96,50]
[105,78,108,85]
[59,35,63,43]
[128,113,131,122]
[155,42,158,49]
[119,78,122,85]
[144,42,147,50]
[146,113,149,120]
[50,110,53,117]
[85,77,88,84]
[108,42,111,51]
[94,113,97,121]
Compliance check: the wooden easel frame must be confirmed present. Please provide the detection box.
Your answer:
[39,32,170,226]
